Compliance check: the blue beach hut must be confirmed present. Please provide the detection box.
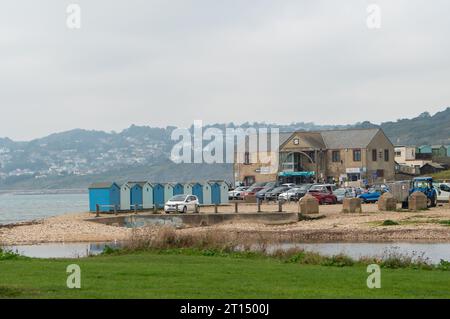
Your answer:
[88,182,120,212]
[130,182,145,210]
[192,183,203,204]
[173,183,184,196]
[210,182,221,205]
[153,183,165,209]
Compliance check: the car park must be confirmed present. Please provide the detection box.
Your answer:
[164,194,199,213]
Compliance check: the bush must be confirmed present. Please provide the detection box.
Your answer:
[0,248,22,261]
[437,259,450,271]
[382,220,399,226]
[321,254,355,267]
[101,245,120,255]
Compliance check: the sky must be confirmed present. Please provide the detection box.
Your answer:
[1,0,450,141]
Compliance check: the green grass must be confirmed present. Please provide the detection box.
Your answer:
[431,170,450,180]
[381,220,400,226]
[1,250,449,298]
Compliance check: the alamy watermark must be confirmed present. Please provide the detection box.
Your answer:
[66,264,81,289]
[366,264,381,289]
[366,4,381,29]
[170,120,279,174]
[66,4,81,29]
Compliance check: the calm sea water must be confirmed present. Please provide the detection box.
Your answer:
[0,193,88,224]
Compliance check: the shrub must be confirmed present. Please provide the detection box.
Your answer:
[381,220,399,226]
[437,259,450,271]
[321,254,355,267]
[0,248,22,261]
[439,220,450,226]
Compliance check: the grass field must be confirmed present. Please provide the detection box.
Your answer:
[1,250,449,298]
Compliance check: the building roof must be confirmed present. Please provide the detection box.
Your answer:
[88,182,117,189]
[240,128,389,151]
[320,128,381,149]
[285,132,326,149]
[422,162,445,169]
[279,132,293,146]
[128,181,148,188]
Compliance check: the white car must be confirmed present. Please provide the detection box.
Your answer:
[436,183,450,201]
[164,194,199,213]
[228,186,248,200]
[333,188,354,203]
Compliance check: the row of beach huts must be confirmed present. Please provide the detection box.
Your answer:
[88,181,229,212]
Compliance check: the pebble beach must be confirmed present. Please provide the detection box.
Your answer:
[1,203,450,245]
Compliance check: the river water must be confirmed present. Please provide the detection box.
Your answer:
[5,242,450,263]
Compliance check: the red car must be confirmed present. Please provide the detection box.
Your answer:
[240,186,265,199]
[307,188,337,204]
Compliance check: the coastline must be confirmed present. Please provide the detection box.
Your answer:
[1,203,450,246]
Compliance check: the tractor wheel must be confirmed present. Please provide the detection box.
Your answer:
[429,196,437,208]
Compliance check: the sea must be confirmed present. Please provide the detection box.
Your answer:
[0,192,88,224]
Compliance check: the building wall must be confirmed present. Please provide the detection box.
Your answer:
[234,150,278,185]
[120,184,131,210]
[234,129,395,185]
[326,148,367,180]
[366,130,395,181]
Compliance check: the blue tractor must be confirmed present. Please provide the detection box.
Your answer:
[407,177,438,208]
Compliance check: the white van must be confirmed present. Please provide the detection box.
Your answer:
[435,183,450,202]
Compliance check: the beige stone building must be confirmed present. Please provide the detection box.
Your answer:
[394,146,431,168]
[234,128,395,186]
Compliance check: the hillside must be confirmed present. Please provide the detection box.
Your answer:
[0,107,449,190]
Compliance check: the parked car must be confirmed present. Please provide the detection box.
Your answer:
[333,188,354,203]
[358,189,384,203]
[164,194,199,213]
[281,183,297,188]
[436,183,450,201]
[307,187,337,204]
[240,184,266,199]
[256,186,276,201]
[265,186,291,201]
[228,186,248,200]
[279,184,313,201]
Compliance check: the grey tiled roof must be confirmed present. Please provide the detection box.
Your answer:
[320,128,380,149]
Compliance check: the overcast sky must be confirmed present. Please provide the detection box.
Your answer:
[1,0,450,141]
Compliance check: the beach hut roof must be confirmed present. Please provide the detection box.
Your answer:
[89,182,117,189]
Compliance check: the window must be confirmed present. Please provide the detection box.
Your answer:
[244,152,250,165]
[372,149,377,161]
[395,151,401,157]
[243,176,255,186]
[384,149,389,162]
[332,150,340,162]
[353,149,361,162]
